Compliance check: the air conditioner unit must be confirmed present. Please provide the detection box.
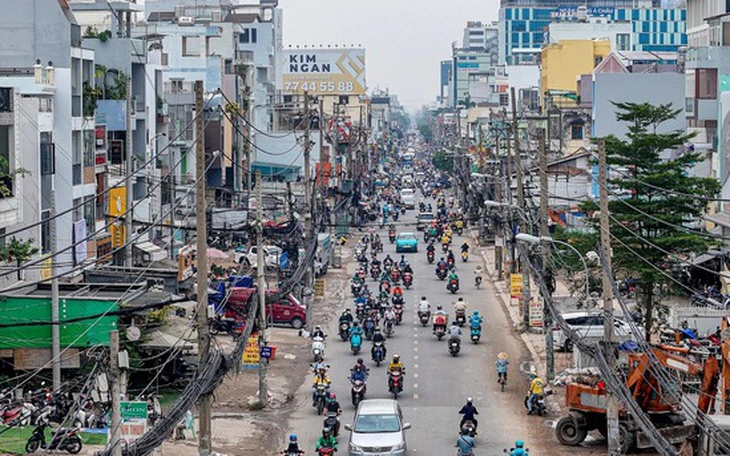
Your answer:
[211,10,222,22]
[177,16,195,26]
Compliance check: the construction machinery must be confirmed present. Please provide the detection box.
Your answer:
[555,346,719,453]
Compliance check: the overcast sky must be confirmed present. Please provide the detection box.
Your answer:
[278,0,498,111]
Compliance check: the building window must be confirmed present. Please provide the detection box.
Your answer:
[40,132,54,175]
[83,130,94,167]
[616,33,630,51]
[240,28,257,44]
[697,68,718,99]
[571,124,584,140]
[499,93,509,106]
[182,36,201,56]
[72,131,82,185]
[41,211,51,253]
[0,126,11,197]
[594,56,603,67]
[38,98,52,113]
[0,88,11,113]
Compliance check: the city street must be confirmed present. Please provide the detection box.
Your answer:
[286,207,600,455]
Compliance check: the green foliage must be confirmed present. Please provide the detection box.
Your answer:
[581,102,720,338]
[104,71,129,100]
[83,26,112,42]
[432,148,453,172]
[83,82,102,117]
[0,237,39,280]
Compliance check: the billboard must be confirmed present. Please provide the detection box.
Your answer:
[282,49,366,96]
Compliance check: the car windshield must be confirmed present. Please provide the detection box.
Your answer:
[398,233,416,240]
[420,214,434,220]
[353,414,401,433]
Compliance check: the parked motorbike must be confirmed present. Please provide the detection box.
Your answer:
[312,336,326,362]
[449,338,461,356]
[209,315,237,337]
[25,420,83,454]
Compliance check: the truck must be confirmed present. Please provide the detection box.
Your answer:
[315,233,332,277]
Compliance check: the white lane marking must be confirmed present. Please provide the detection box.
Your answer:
[414,347,418,352]
[413,393,419,400]
[414,355,419,360]
[413,373,419,378]
[414,364,419,369]
[413,383,419,389]
[414,339,418,344]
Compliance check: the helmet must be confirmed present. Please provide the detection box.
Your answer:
[467,397,473,404]
[422,296,427,300]
[374,327,381,333]
[473,310,479,315]
[329,393,337,400]
[515,440,524,448]
[289,434,297,442]
[322,428,330,436]
[393,354,400,362]
[357,357,364,364]
[458,297,464,302]
[437,305,443,310]
[315,325,321,331]
[353,320,360,327]
[461,427,470,435]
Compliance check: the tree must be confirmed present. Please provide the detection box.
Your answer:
[432,148,453,172]
[583,102,720,339]
[0,237,39,280]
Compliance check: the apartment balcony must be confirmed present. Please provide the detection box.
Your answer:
[686,46,730,70]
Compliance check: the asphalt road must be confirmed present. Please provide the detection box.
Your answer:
[286,206,600,455]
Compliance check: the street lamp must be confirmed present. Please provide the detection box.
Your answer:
[515,233,590,299]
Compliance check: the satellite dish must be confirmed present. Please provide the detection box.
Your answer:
[127,325,141,342]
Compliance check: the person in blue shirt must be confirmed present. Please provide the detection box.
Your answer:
[458,397,479,432]
[469,310,483,331]
[456,427,476,455]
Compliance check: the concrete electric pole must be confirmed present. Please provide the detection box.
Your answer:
[194,80,212,456]
[109,330,121,456]
[303,91,314,332]
[50,187,61,390]
[538,128,554,381]
[125,76,134,267]
[598,138,620,454]
[256,170,268,405]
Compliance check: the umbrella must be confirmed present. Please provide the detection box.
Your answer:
[206,248,229,260]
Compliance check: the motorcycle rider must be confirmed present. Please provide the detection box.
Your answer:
[349,320,364,339]
[454,297,468,317]
[436,257,448,274]
[469,310,483,330]
[383,254,394,270]
[449,270,460,287]
[398,255,408,270]
[510,440,528,456]
[447,249,456,266]
[340,310,354,326]
[315,428,337,453]
[402,260,413,275]
[426,242,436,255]
[458,397,479,432]
[312,367,331,405]
[526,372,545,415]
[384,306,397,326]
[350,358,369,381]
[311,325,326,340]
[456,427,476,456]
[387,355,405,388]
[392,284,403,298]
[433,305,448,332]
[371,328,387,359]
[325,392,342,435]
[448,321,462,344]
[418,296,431,315]
[461,241,470,254]
[285,434,303,454]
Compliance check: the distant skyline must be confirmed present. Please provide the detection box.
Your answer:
[277,0,498,111]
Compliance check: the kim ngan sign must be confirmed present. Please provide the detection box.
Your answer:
[282,48,366,96]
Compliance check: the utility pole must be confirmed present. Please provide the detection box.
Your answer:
[109,330,121,456]
[194,80,212,456]
[125,75,134,267]
[598,138,620,454]
[538,128,554,381]
[256,170,268,405]
[303,91,314,332]
[511,87,530,326]
[50,188,61,390]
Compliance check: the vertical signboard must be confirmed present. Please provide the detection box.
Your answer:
[108,187,126,248]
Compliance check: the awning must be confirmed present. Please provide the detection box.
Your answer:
[134,242,167,262]
[140,329,195,350]
[690,252,720,266]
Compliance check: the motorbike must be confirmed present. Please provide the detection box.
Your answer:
[351,379,366,406]
[525,393,547,416]
[323,411,340,437]
[475,276,482,289]
[427,250,435,264]
[394,305,404,325]
[355,304,365,322]
[370,266,381,281]
[389,232,396,244]
[436,267,447,280]
[351,282,362,296]
[1,401,36,427]
[313,384,329,415]
[462,419,476,437]
[379,280,391,294]
[448,279,460,294]
[208,315,237,337]
[442,242,449,253]
[25,421,83,454]
[393,211,399,222]
[388,371,403,399]
[390,270,401,285]
[402,273,413,289]
[384,318,395,338]
[455,309,466,327]
[504,447,530,455]
[72,397,96,429]
[283,449,305,456]
[447,257,456,270]
[363,318,376,340]
[350,333,362,355]
[434,325,447,341]
[461,250,469,262]
[372,341,386,366]
[470,326,481,344]
[339,322,351,341]
[392,294,404,307]
[456,226,464,236]
[317,448,335,456]
[418,310,430,327]
[312,336,326,362]
[449,338,461,356]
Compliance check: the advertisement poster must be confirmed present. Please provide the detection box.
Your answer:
[282,49,366,96]
[242,333,260,369]
[510,273,523,299]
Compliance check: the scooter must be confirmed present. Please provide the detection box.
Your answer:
[372,341,385,366]
[351,282,362,296]
[209,315,237,337]
[461,250,469,262]
[418,310,430,327]
[388,371,403,399]
[427,250,435,264]
[312,336,326,362]
[448,279,460,294]
[475,275,482,289]
[351,379,366,406]
[25,420,83,454]
[313,384,329,416]
[350,333,362,355]
[434,324,447,341]
[449,338,461,356]
[339,321,351,341]
[503,446,530,455]
[455,309,466,327]
[470,326,481,343]
[393,305,404,325]
[363,318,376,340]
[323,411,340,437]
[402,273,413,289]
[317,448,335,456]
[525,393,547,416]
[436,267,447,280]
[462,419,476,437]
[389,232,396,244]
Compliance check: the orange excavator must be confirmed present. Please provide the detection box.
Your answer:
[555,346,719,453]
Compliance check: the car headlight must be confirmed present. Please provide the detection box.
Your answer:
[392,442,405,451]
[350,442,362,452]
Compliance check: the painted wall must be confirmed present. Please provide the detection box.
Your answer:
[541,39,611,98]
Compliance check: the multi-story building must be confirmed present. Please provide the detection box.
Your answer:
[463,21,500,53]
[0,0,98,275]
[439,60,452,105]
[546,16,633,51]
[541,39,611,107]
[499,0,686,65]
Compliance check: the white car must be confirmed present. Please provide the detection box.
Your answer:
[345,399,410,456]
[552,311,641,352]
[400,188,416,209]
[234,245,282,269]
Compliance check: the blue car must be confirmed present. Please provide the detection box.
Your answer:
[395,232,418,253]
